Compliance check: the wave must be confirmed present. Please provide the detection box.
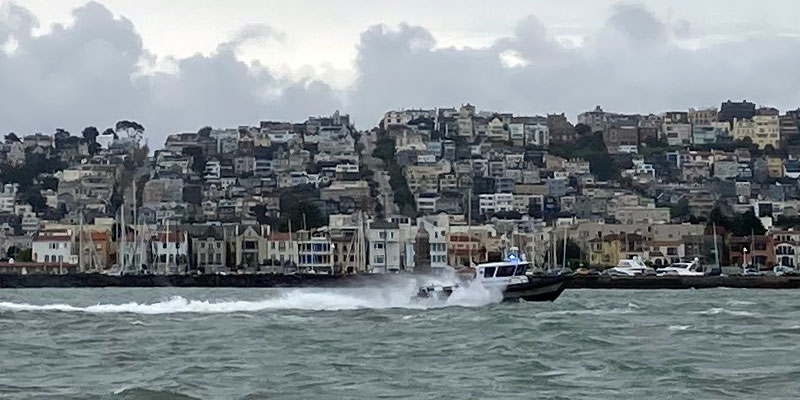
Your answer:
[0,284,502,314]
[112,387,200,399]
[691,307,756,317]
[668,324,692,331]
[726,300,756,306]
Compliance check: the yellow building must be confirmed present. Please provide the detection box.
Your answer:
[734,116,780,149]
[767,156,784,178]
[588,233,648,267]
[753,115,780,149]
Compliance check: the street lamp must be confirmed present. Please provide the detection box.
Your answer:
[742,247,749,269]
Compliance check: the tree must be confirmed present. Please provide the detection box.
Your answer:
[251,204,274,225]
[6,246,20,259]
[730,210,766,237]
[115,120,145,137]
[16,249,32,262]
[372,136,396,165]
[556,239,583,268]
[4,132,20,143]
[198,126,212,137]
[82,126,99,143]
[24,187,47,213]
[183,146,206,174]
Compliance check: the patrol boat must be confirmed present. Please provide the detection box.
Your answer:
[416,250,567,302]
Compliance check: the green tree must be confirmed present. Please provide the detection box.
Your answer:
[16,248,32,262]
[23,187,47,213]
[730,210,766,236]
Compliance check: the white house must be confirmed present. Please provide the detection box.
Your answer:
[479,193,515,215]
[367,220,402,273]
[32,228,77,264]
[151,231,189,274]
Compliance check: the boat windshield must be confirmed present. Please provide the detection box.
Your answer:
[496,265,516,277]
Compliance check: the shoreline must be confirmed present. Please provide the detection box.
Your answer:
[1,273,799,289]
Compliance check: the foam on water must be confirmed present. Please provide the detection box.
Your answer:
[691,307,756,317]
[0,280,503,314]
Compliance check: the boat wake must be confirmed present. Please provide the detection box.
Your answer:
[0,282,503,314]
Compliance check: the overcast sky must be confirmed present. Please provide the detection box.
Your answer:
[3,0,800,144]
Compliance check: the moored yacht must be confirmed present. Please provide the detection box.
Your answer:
[602,256,655,276]
[417,250,567,302]
[656,258,705,276]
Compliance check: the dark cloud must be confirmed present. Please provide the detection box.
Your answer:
[2,1,800,144]
[0,1,340,145]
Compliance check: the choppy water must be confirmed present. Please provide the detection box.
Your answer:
[1,284,799,399]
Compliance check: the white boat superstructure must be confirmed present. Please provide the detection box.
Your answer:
[472,256,531,288]
[656,258,705,276]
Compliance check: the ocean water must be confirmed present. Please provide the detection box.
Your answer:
[1,283,799,399]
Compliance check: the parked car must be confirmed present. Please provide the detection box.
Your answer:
[774,265,799,276]
[743,267,762,276]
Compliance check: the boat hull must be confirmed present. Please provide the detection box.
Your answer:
[502,276,567,302]
[416,276,567,303]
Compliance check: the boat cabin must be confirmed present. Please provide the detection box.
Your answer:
[475,254,530,286]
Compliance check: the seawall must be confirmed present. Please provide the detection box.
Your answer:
[1,273,800,289]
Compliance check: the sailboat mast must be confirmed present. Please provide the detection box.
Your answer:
[79,211,83,273]
[562,224,568,270]
[120,203,125,272]
[712,222,720,273]
[467,190,472,267]
[132,176,137,270]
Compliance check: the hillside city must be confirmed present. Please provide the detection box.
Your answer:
[1,99,799,275]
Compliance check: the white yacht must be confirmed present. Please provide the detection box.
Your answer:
[656,258,705,276]
[602,256,655,276]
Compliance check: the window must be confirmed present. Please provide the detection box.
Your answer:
[216,242,221,249]
[375,243,384,250]
[244,241,257,250]
[215,254,221,263]
[200,254,206,264]
[514,265,527,276]
[496,265,516,277]
[483,267,496,278]
[379,232,386,239]
[375,255,385,264]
